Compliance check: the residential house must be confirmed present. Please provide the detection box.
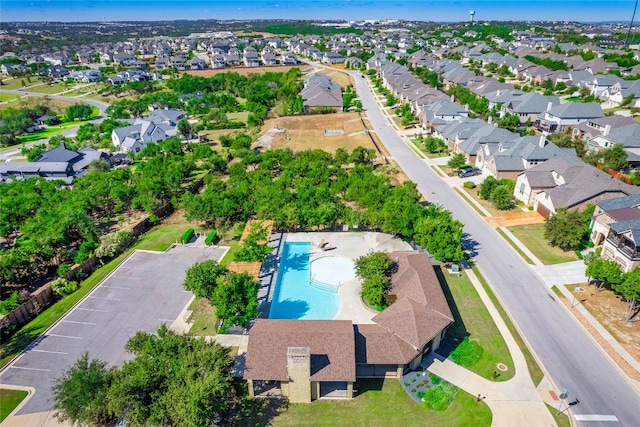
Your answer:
[111,109,184,153]
[573,115,636,144]
[502,93,560,125]
[514,157,640,217]
[481,134,579,180]
[590,194,640,272]
[301,73,342,112]
[189,56,208,70]
[586,74,622,98]
[588,123,640,166]
[322,52,346,65]
[419,100,469,132]
[537,102,604,133]
[244,252,453,402]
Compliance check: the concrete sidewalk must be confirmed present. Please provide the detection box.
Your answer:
[424,268,559,427]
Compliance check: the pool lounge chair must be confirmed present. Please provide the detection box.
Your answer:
[318,239,326,249]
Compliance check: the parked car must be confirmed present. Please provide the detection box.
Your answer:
[458,167,481,178]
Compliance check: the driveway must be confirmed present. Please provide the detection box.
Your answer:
[0,246,225,415]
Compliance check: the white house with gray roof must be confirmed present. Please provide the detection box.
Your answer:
[111,110,184,153]
[501,92,560,124]
[591,194,640,271]
[515,157,640,217]
[537,102,604,133]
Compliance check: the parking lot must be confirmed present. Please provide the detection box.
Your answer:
[0,245,225,415]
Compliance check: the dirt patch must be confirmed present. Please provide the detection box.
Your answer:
[318,69,353,89]
[562,285,640,380]
[257,112,377,154]
[184,65,311,78]
[486,211,546,228]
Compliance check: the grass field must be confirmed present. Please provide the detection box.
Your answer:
[496,228,535,265]
[462,187,520,216]
[134,222,209,252]
[1,77,38,90]
[435,266,515,381]
[269,378,492,427]
[507,223,578,265]
[0,388,29,422]
[318,69,353,89]
[185,65,310,78]
[17,114,99,144]
[228,111,250,122]
[22,83,70,95]
[0,93,20,102]
[188,297,219,336]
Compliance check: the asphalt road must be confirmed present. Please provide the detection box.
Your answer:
[0,246,225,414]
[350,70,640,427]
[0,89,110,161]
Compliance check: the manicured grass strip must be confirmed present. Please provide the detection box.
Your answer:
[550,285,565,299]
[430,165,446,178]
[270,378,491,427]
[0,388,28,422]
[187,297,219,336]
[0,93,19,102]
[0,250,131,369]
[220,240,241,267]
[472,266,545,387]
[134,223,206,252]
[17,118,98,144]
[507,223,578,265]
[496,228,535,265]
[435,266,514,381]
[454,187,486,217]
[545,403,571,427]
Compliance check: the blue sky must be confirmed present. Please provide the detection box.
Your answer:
[1,1,638,23]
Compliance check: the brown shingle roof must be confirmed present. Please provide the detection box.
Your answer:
[372,253,453,349]
[354,324,417,364]
[243,319,355,382]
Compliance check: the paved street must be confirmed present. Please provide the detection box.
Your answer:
[350,69,640,426]
[0,246,224,415]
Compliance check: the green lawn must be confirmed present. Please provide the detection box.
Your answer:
[187,297,219,336]
[0,93,20,102]
[23,83,69,94]
[435,266,515,381]
[268,378,491,427]
[17,114,100,144]
[472,266,545,387]
[0,388,28,422]
[0,77,37,90]
[546,403,571,427]
[462,187,520,216]
[134,223,209,252]
[454,187,486,217]
[507,223,578,265]
[227,111,250,122]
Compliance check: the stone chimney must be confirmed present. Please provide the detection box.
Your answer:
[286,347,311,403]
[546,101,554,112]
[539,131,548,148]
[603,124,612,136]
[496,89,501,97]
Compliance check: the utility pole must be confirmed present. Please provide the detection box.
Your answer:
[625,0,638,48]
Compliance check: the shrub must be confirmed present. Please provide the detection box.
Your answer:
[51,278,79,297]
[148,214,160,226]
[416,391,426,400]
[429,373,441,385]
[421,385,456,411]
[204,230,218,246]
[57,264,72,276]
[74,240,98,264]
[180,228,195,244]
[0,291,25,315]
[463,181,476,189]
[450,337,484,367]
[95,230,135,260]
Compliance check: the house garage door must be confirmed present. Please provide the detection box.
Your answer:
[536,202,552,218]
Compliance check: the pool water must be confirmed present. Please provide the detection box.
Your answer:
[269,242,348,320]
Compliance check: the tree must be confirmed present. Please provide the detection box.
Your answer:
[177,118,192,140]
[212,272,259,326]
[602,143,628,171]
[544,208,585,251]
[183,260,228,302]
[489,185,513,210]
[107,326,235,427]
[51,352,115,427]
[64,104,93,122]
[478,176,498,200]
[447,153,466,171]
[585,257,623,289]
[355,252,392,307]
[614,270,640,322]
[413,209,465,261]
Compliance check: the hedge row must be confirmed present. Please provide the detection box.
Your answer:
[180,228,195,244]
[205,230,217,246]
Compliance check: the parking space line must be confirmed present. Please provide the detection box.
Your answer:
[30,349,68,355]
[61,320,96,326]
[47,333,82,339]
[87,296,121,301]
[100,285,132,290]
[76,307,109,313]
[10,366,51,372]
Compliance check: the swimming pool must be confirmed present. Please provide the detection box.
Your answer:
[268,242,355,320]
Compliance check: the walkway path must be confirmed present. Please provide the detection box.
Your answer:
[424,268,557,427]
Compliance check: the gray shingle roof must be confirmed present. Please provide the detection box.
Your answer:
[596,193,640,211]
[547,102,604,119]
[609,219,640,244]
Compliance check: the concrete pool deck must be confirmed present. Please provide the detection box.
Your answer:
[282,232,413,323]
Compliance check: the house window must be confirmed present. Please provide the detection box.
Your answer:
[519,183,525,194]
